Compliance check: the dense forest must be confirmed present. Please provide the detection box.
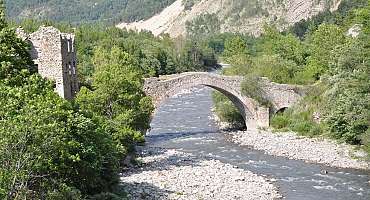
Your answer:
[213,0,370,153]
[5,0,176,24]
[1,4,149,199]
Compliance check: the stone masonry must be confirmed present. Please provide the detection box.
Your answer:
[16,26,78,100]
[144,72,305,130]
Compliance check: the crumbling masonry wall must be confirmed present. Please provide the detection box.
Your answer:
[16,26,78,100]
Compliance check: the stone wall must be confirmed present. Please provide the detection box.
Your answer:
[16,26,78,100]
[144,72,304,130]
[260,77,305,113]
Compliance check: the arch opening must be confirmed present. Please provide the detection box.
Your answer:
[275,107,288,114]
[208,85,248,130]
[152,83,257,131]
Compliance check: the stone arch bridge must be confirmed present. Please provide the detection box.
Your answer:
[144,72,305,130]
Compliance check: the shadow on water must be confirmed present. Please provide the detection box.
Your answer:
[147,86,370,200]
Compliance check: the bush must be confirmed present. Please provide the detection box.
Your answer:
[183,0,199,10]
[0,12,123,198]
[271,114,291,129]
[290,121,323,137]
[77,47,154,154]
[241,75,271,107]
[362,129,370,155]
[0,75,121,199]
[269,84,326,137]
[323,35,370,144]
[45,184,82,200]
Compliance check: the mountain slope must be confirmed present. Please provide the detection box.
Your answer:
[117,0,342,37]
[5,0,176,24]
[117,0,185,36]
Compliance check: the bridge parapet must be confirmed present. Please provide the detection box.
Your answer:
[259,77,306,113]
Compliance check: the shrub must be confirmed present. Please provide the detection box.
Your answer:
[323,35,369,144]
[241,75,271,107]
[271,114,291,129]
[290,121,323,137]
[0,75,121,199]
[0,10,124,197]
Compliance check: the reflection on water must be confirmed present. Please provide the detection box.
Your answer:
[148,86,370,200]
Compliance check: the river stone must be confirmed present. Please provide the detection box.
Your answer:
[121,147,281,200]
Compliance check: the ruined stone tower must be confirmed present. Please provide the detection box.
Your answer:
[16,26,79,100]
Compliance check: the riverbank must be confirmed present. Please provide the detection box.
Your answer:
[121,147,281,200]
[227,130,369,170]
[210,108,369,170]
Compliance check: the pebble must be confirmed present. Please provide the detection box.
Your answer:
[121,147,281,200]
[229,130,369,170]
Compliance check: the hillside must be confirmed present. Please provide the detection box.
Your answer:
[117,0,342,37]
[5,0,176,24]
[6,0,342,35]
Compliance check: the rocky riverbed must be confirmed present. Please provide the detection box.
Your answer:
[211,109,369,170]
[228,130,369,170]
[121,147,281,200]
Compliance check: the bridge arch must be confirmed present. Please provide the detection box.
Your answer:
[144,72,304,130]
[144,73,268,130]
[166,82,255,125]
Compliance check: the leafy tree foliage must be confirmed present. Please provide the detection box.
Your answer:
[72,25,218,81]
[323,17,370,144]
[0,77,121,199]
[212,91,245,128]
[0,3,136,199]
[0,2,35,86]
[222,36,249,62]
[303,24,346,80]
[77,47,154,152]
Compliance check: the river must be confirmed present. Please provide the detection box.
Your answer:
[147,85,370,200]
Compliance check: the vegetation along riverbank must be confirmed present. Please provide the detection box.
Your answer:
[213,0,370,168]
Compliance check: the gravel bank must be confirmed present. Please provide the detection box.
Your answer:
[229,130,369,170]
[121,147,281,200]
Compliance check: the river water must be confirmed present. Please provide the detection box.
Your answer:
[147,86,370,200]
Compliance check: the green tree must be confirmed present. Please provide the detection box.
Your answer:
[77,46,153,152]
[303,24,346,80]
[0,75,121,199]
[324,35,370,144]
[0,1,35,86]
[354,0,370,34]
[223,36,248,60]
[0,6,121,198]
